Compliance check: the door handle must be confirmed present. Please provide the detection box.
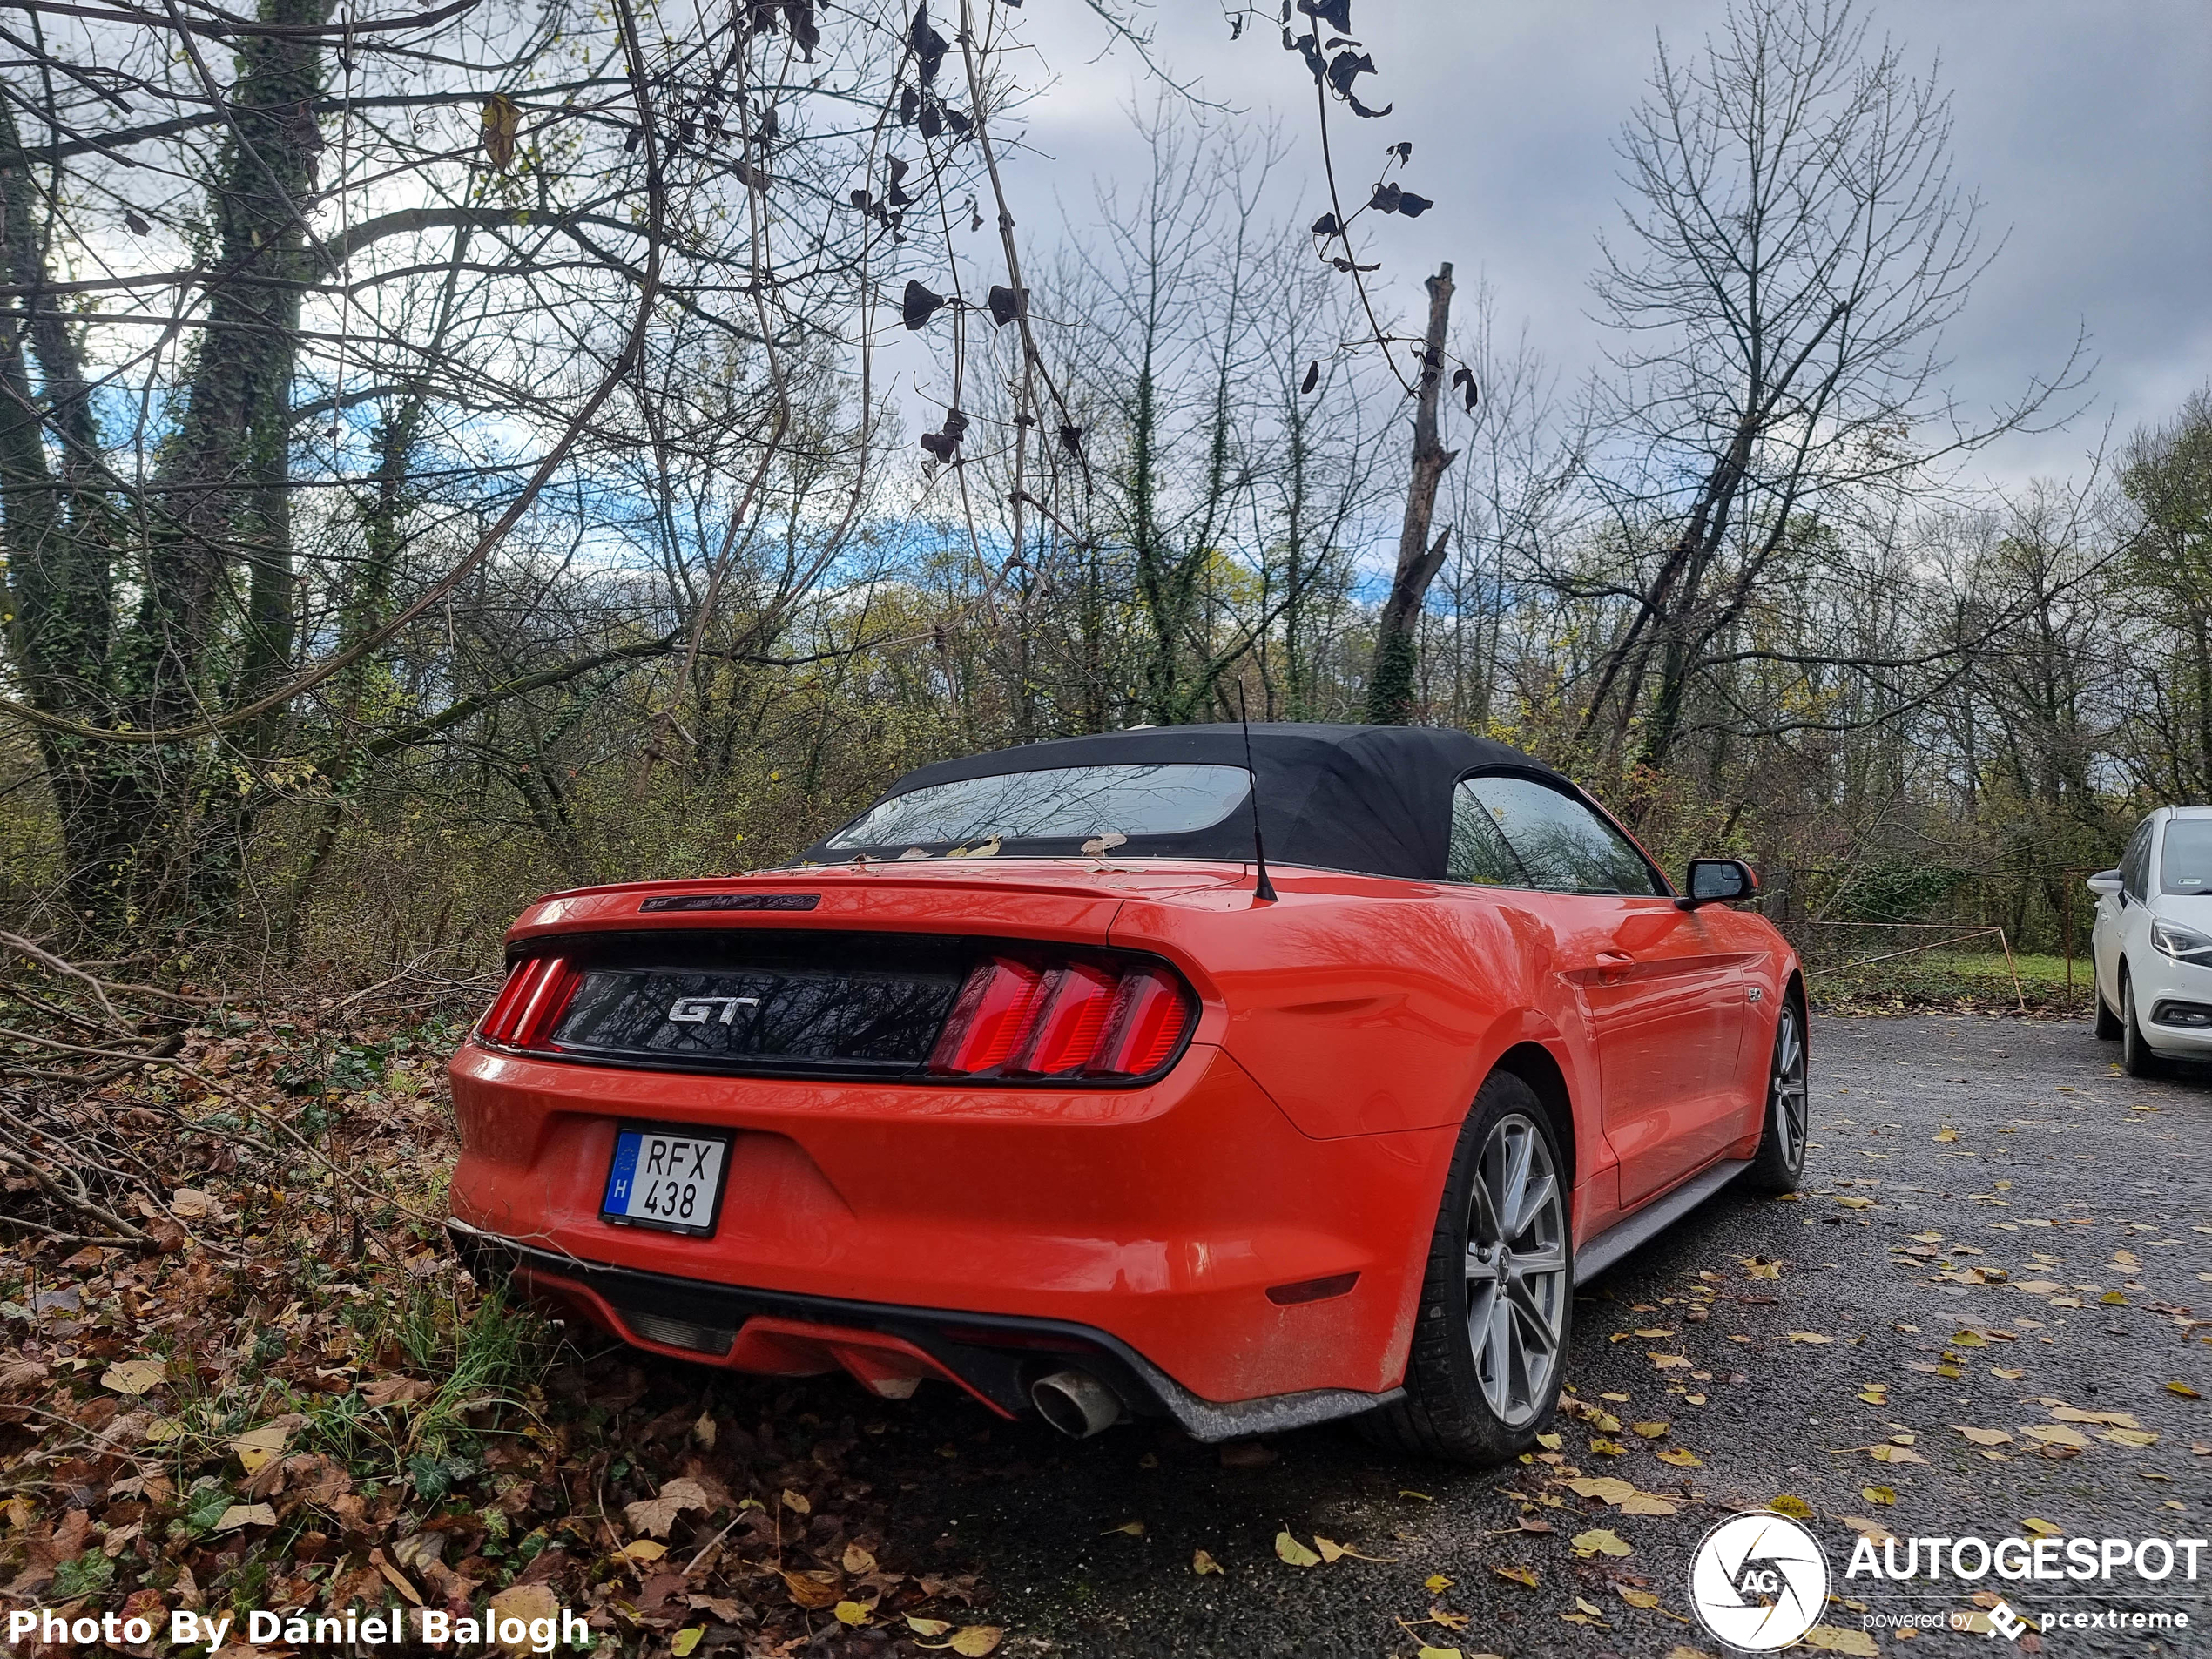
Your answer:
[1595,948,1635,978]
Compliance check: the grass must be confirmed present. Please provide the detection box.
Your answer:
[1805,949,2093,1015]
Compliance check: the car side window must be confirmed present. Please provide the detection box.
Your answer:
[1450,774,1662,896]
[1449,779,1534,887]
[2122,820,2153,902]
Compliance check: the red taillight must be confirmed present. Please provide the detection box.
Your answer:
[477,956,577,1049]
[1094,968,1190,1076]
[927,957,1047,1073]
[930,954,1194,1081]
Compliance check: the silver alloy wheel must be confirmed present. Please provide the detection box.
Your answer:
[1770,1004,1808,1170]
[1463,1111,1568,1428]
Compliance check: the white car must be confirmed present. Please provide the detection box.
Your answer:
[2087,804,2212,1075]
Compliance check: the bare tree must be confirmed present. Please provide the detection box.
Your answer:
[1561,0,2085,771]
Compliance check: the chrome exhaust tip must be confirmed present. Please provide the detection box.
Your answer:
[1029,1368,1125,1438]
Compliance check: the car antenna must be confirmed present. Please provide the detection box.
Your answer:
[1237,688,1278,904]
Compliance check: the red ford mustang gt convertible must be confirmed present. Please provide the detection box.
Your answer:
[447,724,1806,1463]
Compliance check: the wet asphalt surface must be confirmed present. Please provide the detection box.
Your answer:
[867,1015,2211,1657]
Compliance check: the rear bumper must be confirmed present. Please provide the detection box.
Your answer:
[448,1219,1399,1440]
[445,1036,1450,1411]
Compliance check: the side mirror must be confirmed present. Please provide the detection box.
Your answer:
[1679,857,1757,910]
[2085,869,2122,899]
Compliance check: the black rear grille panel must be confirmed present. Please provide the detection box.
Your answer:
[540,931,966,1076]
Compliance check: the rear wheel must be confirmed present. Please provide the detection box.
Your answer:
[2121,972,2163,1077]
[1745,999,1809,1195]
[1361,1071,1571,1465]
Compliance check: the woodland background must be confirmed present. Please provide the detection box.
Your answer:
[0,0,2204,983]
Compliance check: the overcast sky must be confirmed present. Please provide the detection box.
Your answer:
[956,0,2210,493]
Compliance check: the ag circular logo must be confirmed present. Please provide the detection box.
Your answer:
[1686,1511,1831,1651]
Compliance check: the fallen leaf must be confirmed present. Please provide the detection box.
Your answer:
[1649,1352,1691,1369]
[943,1628,1002,1656]
[626,1477,712,1539]
[671,1630,705,1656]
[1842,1516,1896,1544]
[370,1548,422,1606]
[1621,1588,1662,1609]
[1619,1491,1678,1515]
[1631,1421,1669,1439]
[2022,1518,2062,1538]
[621,1539,668,1562]
[1955,1426,2013,1447]
[2023,1424,2091,1448]
[781,1569,840,1608]
[907,1618,953,1637]
[1565,1476,1637,1503]
[1862,1486,1896,1506]
[101,1359,166,1396]
[833,1602,869,1628]
[780,1487,812,1515]
[1934,1127,1958,1143]
[1656,1447,1703,1467]
[212,1502,275,1533]
[2101,1427,2160,1447]
[1494,1564,1539,1588]
[1274,1531,1321,1568]
[1572,1527,1632,1558]
[1787,1332,1835,1345]
[230,1423,288,1474]
[1770,1494,1815,1521]
[1192,1548,1223,1576]
[1102,1520,1145,1537]
[488,1588,562,1656]
[1424,1573,1453,1592]
[1836,1196,1875,1209]
[1798,1626,1878,1655]
[2168,1381,2201,1399]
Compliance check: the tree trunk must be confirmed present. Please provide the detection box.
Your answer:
[1366,262,1457,726]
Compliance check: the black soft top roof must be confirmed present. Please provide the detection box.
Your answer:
[806,722,1568,882]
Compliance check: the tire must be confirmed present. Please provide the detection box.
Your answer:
[1744,995,1810,1195]
[1360,1071,1572,1465]
[2094,988,2122,1040]
[2121,972,2163,1078]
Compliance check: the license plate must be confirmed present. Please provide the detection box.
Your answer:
[601,1126,730,1236]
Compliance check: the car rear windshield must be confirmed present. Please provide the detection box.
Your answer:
[2161,817,2212,894]
[822,763,1251,854]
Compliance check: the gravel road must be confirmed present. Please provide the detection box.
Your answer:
[880,1015,2209,1658]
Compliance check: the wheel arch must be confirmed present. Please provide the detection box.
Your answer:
[1491,1040,1576,1197]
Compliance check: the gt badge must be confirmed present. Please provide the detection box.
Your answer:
[667,995,759,1025]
